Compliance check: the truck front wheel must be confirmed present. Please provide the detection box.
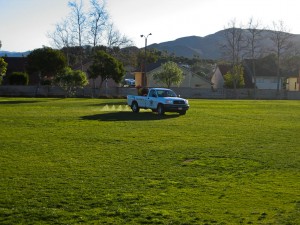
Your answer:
[157,104,165,115]
[131,102,140,113]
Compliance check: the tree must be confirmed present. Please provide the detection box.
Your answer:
[137,48,158,72]
[283,54,300,73]
[68,0,87,70]
[88,50,125,90]
[105,23,133,48]
[26,47,67,84]
[68,0,86,47]
[0,58,8,85]
[221,19,246,98]
[8,72,29,85]
[48,19,72,50]
[114,46,140,68]
[48,18,73,65]
[191,60,215,78]
[47,0,132,69]
[152,61,184,88]
[54,67,88,96]
[89,0,108,47]
[221,19,245,66]
[48,1,88,67]
[223,64,245,89]
[269,21,293,95]
[245,18,264,98]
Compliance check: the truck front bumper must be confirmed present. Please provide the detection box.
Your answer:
[164,104,189,112]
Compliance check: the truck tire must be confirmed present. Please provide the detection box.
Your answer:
[157,104,165,115]
[179,110,186,115]
[131,102,140,113]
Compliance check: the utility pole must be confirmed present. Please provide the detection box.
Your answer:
[140,33,152,87]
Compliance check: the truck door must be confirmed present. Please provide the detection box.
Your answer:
[146,89,158,109]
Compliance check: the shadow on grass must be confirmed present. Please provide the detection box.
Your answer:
[81,112,180,121]
[0,100,43,105]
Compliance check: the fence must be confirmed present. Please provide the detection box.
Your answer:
[0,85,300,100]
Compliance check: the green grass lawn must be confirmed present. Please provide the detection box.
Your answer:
[0,97,299,224]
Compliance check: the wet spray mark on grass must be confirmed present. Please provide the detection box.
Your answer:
[99,104,131,112]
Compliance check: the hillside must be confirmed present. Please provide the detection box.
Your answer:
[0,51,31,57]
[148,29,300,59]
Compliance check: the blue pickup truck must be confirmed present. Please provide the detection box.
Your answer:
[127,88,189,115]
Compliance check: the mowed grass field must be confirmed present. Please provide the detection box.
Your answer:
[0,97,299,224]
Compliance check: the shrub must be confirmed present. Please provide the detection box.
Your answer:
[136,85,148,96]
[54,67,88,97]
[8,72,29,85]
[0,57,8,85]
[224,65,245,88]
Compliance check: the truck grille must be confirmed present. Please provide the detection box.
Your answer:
[174,100,185,104]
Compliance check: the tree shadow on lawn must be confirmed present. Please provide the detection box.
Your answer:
[0,100,44,105]
[81,112,180,121]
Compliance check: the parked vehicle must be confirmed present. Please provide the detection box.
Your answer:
[127,88,189,115]
[123,79,135,87]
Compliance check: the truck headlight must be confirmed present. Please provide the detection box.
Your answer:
[166,100,173,104]
[185,100,189,104]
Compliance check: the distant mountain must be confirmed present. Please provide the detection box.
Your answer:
[0,51,31,57]
[148,29,300,59]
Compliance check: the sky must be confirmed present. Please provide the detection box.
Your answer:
[1,0,300,52]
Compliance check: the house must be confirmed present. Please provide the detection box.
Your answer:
[211,64,230,90]
[135,61,212,88]
[243,57,281,90]
[286,73,300,91]
[210,64,254,90]
[211,56,287,90]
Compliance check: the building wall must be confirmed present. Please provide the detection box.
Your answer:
[286,77,299,91]
[256,77,281,90]
[134,72,143,87]
[211,68,224,90]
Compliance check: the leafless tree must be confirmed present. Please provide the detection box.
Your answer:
[88,0,108,47]
[221,19,245,66]
[105,23,133,48]
[68,0,87,47]
[47,19,73,65]
[47,0,132,72]
[68,0,87,70]
[48,19,71,49]
[269,21,293,94]
[221,19,246,97]
[245,18,265,98]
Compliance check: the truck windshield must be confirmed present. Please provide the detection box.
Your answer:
[157,90,177,97]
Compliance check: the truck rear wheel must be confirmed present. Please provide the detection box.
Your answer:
[157,104,165,115]
[131,102,140,113]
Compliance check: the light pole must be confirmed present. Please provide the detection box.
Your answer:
[140,33,152,87]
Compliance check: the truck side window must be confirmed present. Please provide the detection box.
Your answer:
[150,90,157,97]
